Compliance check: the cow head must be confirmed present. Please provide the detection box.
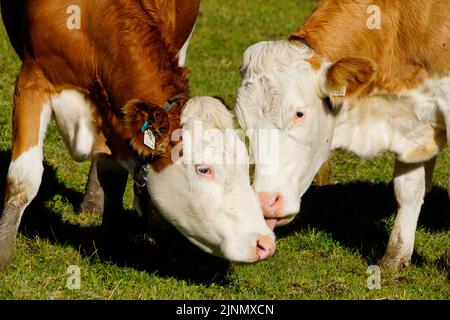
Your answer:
[236,40,375,227]
[125,96,276,263]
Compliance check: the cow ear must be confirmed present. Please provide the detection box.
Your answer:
[123,100,170,154]
[322,57,376,102]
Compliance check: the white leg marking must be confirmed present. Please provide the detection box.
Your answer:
[382,160,426,269]
[52,90,95,161]
[0,103,51,266]
[6,103,52,220]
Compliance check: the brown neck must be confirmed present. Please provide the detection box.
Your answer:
[89,18,189,166]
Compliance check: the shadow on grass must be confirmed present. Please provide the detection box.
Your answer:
[0,150,230,286]
[1,148,448,282]
[277,182,450,266]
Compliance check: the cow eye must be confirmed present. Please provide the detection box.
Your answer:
[293,111,305,124]
[196,164,213,177]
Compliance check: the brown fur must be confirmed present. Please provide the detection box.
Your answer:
[326,57,377,98]
[143,0,200,57]
[289,0,450,92]
[2,0,200,169]
[11,63,54,160]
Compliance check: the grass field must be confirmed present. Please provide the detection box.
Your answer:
[0,0,449,300]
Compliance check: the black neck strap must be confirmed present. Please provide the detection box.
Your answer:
[162,93,187,111]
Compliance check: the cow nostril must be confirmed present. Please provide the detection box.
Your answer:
[256,236,276,261]
[261,193,283,208]
[273,195,281,207]
[269,198,276,207]
[259,193,284,219]
[257,240,269,252]
[270,193,283,210]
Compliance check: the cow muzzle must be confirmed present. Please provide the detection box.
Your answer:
[258,192,297,230]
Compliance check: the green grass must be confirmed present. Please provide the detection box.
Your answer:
[0,0,449,300]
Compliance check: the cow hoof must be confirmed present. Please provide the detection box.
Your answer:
[79,200,104,215]
[378,255,411,271]
[79,174,104,215]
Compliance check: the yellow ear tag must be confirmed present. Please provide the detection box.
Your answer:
[331,86,347,97]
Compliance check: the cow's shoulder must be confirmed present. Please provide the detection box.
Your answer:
[290,0,450,92]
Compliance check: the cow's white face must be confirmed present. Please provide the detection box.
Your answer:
[236,40,375,227]
[146,97,276,263]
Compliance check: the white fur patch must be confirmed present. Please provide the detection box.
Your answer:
[7,103,52,222]
[388,161,427,261]
[240,40,313,77]
[51,89,95,161]
[332,76,449,162]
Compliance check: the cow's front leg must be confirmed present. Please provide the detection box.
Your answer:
[0,64,53,267]
[379,160,427,270]
[79,158,105,215]
[96,156,128,230]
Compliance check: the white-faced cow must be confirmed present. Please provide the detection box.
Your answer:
[236,0,449,270]
[0,0,276,267]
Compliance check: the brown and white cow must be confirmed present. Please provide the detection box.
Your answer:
[0,0,276,267]
[236,0,449,270]
[78,0,201,215]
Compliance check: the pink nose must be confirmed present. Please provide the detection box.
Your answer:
[258,193,283,219]
[256,235,276,261]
